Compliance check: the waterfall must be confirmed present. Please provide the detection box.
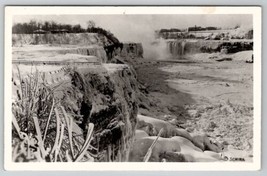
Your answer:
[167,40,187,58]
[181,41,186,55]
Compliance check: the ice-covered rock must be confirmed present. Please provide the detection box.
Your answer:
[132,115,225,162]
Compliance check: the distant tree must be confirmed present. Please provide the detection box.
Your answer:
[29,20,38,31]
[12,23,23,33]
[64,24,73,32]
[43,21,50,31]
[87,20,96,29]
[22,22,30,33]
[72,24,81,33]
[51,21,57,30]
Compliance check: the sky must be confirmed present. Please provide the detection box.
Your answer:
[13,14,253,42]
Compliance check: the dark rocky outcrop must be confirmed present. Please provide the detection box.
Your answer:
[120,43,144,58]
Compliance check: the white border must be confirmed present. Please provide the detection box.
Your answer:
[4,6,262,171]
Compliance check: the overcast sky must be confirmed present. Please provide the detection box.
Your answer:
[13,14,252,42]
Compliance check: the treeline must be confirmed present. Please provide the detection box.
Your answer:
[12,20,120,43]
[12,20,87,34]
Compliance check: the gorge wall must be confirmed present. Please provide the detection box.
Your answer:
[166,40,253,58]
[12,63,139,162]
[61,64,139,161]
[12,33,141,162]
[12,33,102,46]
[12,33,107,63]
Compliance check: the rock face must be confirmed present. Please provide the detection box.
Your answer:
[166,40,253,58]
[12,34,145,63]
[56,64,139,161]
[12,42,107,63]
